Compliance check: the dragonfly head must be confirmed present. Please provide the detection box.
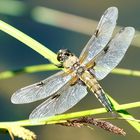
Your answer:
[57,49,73,63]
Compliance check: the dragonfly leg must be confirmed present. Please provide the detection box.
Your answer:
[54,63,64,68]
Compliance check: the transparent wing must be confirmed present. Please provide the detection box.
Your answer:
[94,27,135,80]
[79,7,118,64]
[11,71,72,104]
[29,82,87,119]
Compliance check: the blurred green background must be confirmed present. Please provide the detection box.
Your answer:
[0,0,140,139]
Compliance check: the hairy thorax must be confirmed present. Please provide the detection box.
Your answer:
[63,55,79,69]
[63,55,86,77]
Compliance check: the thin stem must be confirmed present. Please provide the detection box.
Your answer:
[0,64,140,80]
[0,101,139,128]
[108,95,140,133]
[0,20,58,65]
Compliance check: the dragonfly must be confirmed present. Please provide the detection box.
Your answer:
[11,7,135,119]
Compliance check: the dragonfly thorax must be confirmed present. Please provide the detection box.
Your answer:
[76,66,85,76]
[63,55,79,69]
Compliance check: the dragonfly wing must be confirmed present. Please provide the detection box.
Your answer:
[29,81,87,119]
[94,27,135,80]
[11,71,72,104]
[79,7,118,64]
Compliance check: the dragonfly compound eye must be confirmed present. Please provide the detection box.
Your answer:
[57,49,72,62]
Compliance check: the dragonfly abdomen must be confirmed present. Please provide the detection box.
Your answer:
[93,88,113,112]
[80,71,113,112]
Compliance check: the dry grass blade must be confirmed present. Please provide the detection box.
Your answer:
[59,117,126,136]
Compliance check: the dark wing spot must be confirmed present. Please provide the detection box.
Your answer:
[103,39,112,53]
[95,29,99,37]
[36,81,44,87]
[51,94,61,99]
[103,46,109,53]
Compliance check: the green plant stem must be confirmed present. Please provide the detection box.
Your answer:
[0,101,139,128]
[1,64,140,80]
[108,95,140,133]
[0,20,58,65]
[0,64,60,79]
[112,68,140,76]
